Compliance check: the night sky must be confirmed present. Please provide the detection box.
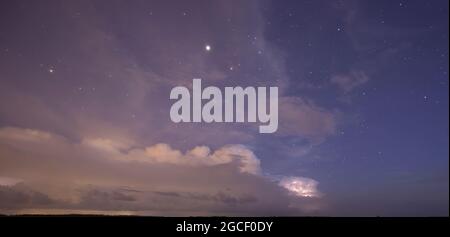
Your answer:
[0,0,448,216]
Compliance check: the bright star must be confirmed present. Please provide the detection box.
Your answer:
[205,45,211,51]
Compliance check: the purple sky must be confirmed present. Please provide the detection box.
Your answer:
[0,0,448,216]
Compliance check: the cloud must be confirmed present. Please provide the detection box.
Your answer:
[0,127,54,142]
[82,138,131,154]
[130,143,263,175]
[278,97,337,141]
[82,137,261,175]
[331,70,370,93]
[0,1,337,216]
[0,0,339,150]
[0,126,323,215]
[0,184,56,210]
[0,177,23,187]
[279,177,321,198]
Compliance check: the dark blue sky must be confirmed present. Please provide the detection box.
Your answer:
[257,0,449,216]
[0,0,448,216]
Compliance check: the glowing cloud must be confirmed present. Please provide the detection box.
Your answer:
[278,177,321,198]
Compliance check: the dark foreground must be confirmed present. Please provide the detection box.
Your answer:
[0,216,448,236]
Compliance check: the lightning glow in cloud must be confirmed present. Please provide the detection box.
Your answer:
[278,177,321,198]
